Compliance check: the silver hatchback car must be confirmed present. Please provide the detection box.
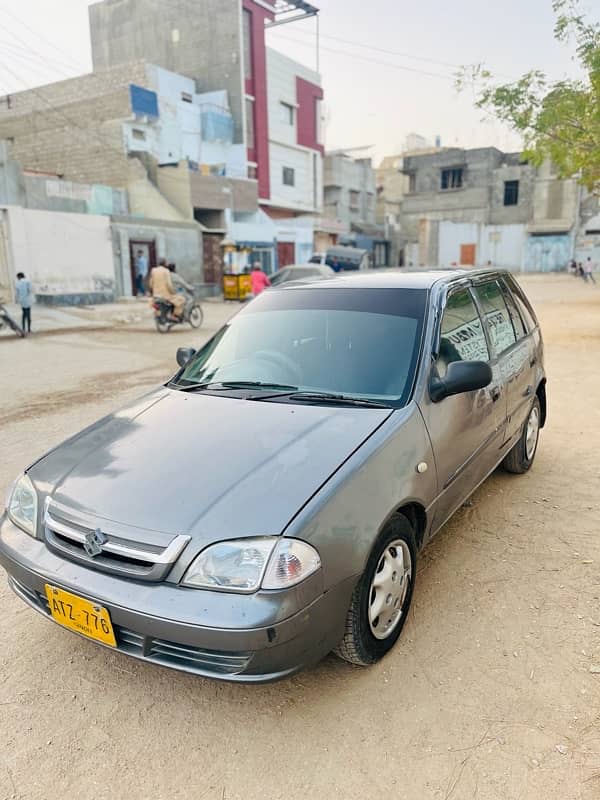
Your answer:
[1,269,546,682]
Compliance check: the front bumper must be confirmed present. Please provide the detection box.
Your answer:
[0,515,356,683]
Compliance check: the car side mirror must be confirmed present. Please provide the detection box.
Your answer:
[430,360,492,403]
[176,347,196,368]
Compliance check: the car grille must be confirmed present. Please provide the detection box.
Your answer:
[8,577,253,677]
[43,499,190,582]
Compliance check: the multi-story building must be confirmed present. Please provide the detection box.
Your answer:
[89,0,324,269]
[262,48,324,265]
[401,146,580,271]
[375,141,443,266]
[0,144,204,303]
[0,60,262,293]
[375,154,408,267]
[323,151,388,265]
[324,152,376,226]
[0,0,323,297]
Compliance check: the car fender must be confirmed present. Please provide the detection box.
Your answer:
[283,403,437,589]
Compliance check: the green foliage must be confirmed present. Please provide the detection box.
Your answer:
[457,1,599,190]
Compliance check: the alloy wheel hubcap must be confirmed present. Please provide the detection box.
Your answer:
[368,539,412,640]
[526,406,540,460]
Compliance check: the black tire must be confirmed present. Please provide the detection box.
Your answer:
[188,304,204,329]
[155,317,170,334]
[502,396,541,474]
[334,513,417,666]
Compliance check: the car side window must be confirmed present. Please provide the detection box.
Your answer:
[500,281,528,339]
[505,276,538,331]
[473,280,517,355]
[437,289,490,377]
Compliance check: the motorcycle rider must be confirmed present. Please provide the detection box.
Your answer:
[168,263,194,296]
[149,260,185,320]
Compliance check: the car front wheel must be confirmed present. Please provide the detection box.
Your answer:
[503,397,541,474]
[334,513,416,666]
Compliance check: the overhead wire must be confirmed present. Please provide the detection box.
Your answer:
[0,3,88,72]
[268,32,457,82]
[0,40,82,84]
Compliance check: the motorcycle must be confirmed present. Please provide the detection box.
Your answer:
[0,303,25,338]
[152,290,204,334]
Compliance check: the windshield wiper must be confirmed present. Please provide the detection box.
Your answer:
[170,382,390,407]
[284,392,392,409]
[171,380,299,393]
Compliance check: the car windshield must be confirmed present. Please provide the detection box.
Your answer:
[177,287,427,406]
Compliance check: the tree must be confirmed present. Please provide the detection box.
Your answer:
[458,1,599,191]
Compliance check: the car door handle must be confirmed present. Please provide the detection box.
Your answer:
[491,388,501,402]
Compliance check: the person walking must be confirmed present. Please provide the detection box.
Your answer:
[250,262,271,296]
[15,272,33,334]
[568,258,577,276]
[584,257,596,284]
[134,249,149,296]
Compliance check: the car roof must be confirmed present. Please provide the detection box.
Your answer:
[275,268,508,291]
[282,263,330,270]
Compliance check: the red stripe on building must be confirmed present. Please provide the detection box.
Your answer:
[296,77,324,155]
[243,0,273,200]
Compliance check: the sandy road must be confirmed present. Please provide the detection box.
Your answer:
[0,276,599,800]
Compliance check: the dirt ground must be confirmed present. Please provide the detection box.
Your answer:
[0,276,599,800]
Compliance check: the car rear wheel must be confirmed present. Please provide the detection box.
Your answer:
[334,513,416,666]
[502,397,541,474]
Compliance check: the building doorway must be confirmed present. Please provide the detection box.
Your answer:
[460,243,476,266]
[129,240,156,296]
[277,241,295,269]
[202,233,224,286]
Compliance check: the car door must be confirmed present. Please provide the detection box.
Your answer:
[472,278,535,446]
[419,286,506,533]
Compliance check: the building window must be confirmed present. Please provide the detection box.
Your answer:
[504,180,519,206]
[441,167,463,190]
[367,193,374,210]
[181,91,193,103]
[282,167,295,186]
[248,164,258,180]
[243,9,252,80]
[132,129,146,141]
[349,190,360,210]
[407,172,416,193]
[280,102,295,125]
[245,98,255,150]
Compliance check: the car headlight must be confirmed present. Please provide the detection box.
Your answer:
[6,474,38,537]
[182,537,321,593]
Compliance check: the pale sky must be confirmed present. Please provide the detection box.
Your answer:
[0,0,591,164]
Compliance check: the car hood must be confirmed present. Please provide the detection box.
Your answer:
[30,388,391,541]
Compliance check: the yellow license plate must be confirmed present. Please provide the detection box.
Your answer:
[44,585,116,647]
